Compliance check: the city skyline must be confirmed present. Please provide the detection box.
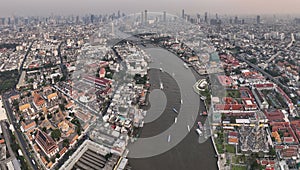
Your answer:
[1,0,300,16]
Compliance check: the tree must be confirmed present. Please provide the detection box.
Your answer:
[28,78,34,83]
[104,153,112,160]
[47,113,53,119]
[50,157,55,163]
[62,139,70,148]
[12,100,19,107]
[248,58,257,64]
[51,129,61,141]
[76,125,82,135]
[42,127,47,132]
[269,147,276,156]
[59,104,65,111]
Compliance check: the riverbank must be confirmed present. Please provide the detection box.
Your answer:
[128,48,218,170]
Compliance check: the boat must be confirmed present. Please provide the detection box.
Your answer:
[197,121,203,130]
[180,99,183,104]
[183,63,189,69]
[196,128,202,136]
[172,108,178,114]
[160,82,163,90]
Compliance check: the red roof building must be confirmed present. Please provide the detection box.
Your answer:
[83,75,111,88]
[33,92,45,108]
[35,130,59,158]
[264,109,284,122]
[217,75,232,86]
[254,83,275,90]
[99,67,106,78]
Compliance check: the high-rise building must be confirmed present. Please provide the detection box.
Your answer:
[91,14,95,23]
[144,10,148,24]
[204,12,208,23]
[118,10,121,18]
[141,11,144,24]
[182,9,185,19]
[15,17,19,25]
[7,17,11,25]
[196,14,201,24]
[234,16,238,24]
[0,18,5,25]
[257,15,261,24]
[111,22,114,35]
[163,11,166,22]
[76,16,79,24]
[24,18,29,25]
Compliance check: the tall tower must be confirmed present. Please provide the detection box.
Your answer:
[257,15,260,24]
[91,14,95,23]
[234,16,238,24]
[182,9,185,19]
[144,10,148,24]
[196,13,200,23]
[118,10,121,18]
[111,22,114,35]
[204,12,208,23]
[163,11,166,22]
[141,11,144,24]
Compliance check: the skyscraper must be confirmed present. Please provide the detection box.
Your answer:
[111,22,114,35]
[197,14,200,24]
[118,10,121,18]
[182,9,185,19]
[141,11,144,24]
[0,18,5,25]
[257,15,261,24]
[91,14,95,23]
[234,16,238,24]
[204,12,208,23]
[163,11,166,22]
[144,10,148,24]
[76,16,79,24]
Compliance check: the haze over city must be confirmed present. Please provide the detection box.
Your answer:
[0,0,300,16]
[1,0,300,170]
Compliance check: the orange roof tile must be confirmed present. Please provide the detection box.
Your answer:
[19,103,31,111]
[228,137,238,144]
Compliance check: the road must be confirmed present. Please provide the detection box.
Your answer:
[18,41,35,75]
[0,121,16,170]
[58,41,68,78]
[53,85,98,115]
[2,93,38,170]
[286,33,295,49]
[237,54,291,94]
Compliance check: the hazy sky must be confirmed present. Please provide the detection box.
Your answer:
[1,0,300,16]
